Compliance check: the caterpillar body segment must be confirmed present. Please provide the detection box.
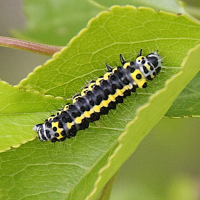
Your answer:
[34,50,162,142]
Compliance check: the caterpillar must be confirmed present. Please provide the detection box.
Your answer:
[34,49,162,142]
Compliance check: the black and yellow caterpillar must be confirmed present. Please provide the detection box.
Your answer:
[34,49,162,142]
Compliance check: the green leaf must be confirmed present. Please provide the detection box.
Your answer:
[13,0,186,46]
[1,6,200,200]
[87,44,200,199]
[19,6,200,119]
[19,7,200,97]
[0,81,65,152]
[96,0,186,14]
[166,71,200,117]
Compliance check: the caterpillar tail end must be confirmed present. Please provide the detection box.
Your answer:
[33,123,48,141]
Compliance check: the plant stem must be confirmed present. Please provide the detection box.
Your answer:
[0,36,63,56]
[95,171,118,200]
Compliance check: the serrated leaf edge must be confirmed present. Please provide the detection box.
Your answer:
[86,43,200,200]
[18,5,200,90]
[0,79,65,111]
[0,80,65,153]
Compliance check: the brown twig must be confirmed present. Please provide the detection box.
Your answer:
[0,36,63,56]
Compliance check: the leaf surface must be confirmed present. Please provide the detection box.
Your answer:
[0,81,65,152]
[88,44,200,199]
[1,6,200,200]
[166,71,200,117]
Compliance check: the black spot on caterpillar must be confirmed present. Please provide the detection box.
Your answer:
[34,49,162,142]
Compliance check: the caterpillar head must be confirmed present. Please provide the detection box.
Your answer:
[136,49,162,80]
[33,123,58,142]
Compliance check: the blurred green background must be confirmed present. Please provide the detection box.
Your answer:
[111,117,200,200]
[0,1,200,199]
